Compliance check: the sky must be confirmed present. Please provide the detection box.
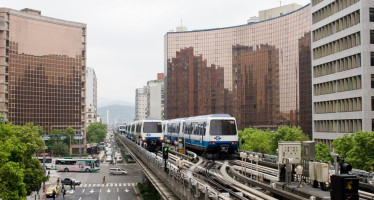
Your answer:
[3,0,310,107]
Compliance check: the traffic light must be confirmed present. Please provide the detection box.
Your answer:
[162,147,169,159]
[340,161,352,174]
[330,174,359,200]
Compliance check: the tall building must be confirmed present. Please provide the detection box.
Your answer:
[259,3,303,20]
[86,67,97,127]
[165,4,312,137]
[147,77,164,120]
[135,87,147,120]
[311,0,367,148]
[0,8,87,151]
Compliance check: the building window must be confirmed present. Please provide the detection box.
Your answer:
[370,8,374,22]
[372,75,374,88]
[372,119,374,131]
[372,97,374,111]
[371,53,374,66]
[371,31,374,44]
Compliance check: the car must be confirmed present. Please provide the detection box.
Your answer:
[61,178,81,186]
[106,156,113,162]
[46,185,59,198]
[116,155,123,163]
[109,168,127,175]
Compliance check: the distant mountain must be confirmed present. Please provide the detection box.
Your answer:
[98,105,135,125]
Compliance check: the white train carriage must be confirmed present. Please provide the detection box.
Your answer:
[118,124,126,135]
[183,114,238,154]
[166,118,185,145]
[134,119,164,151]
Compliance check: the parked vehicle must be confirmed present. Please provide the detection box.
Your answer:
[109,168,127,175]
[61,178,81,185]
[116,155,123,163]
[106,155,113,162]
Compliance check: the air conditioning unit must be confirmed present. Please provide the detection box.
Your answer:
[278,142,301,164]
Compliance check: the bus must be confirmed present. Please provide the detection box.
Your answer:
[35,157,55,169]
[55,158,100,172]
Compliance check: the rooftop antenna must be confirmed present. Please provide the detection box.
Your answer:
[280,1,282,6]
[181,19,183,27]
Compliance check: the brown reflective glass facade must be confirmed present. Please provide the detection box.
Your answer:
[0,9,86,138]
[165,5,312,137]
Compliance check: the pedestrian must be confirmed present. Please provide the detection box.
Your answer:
[48,170,50,177]
[70,181,73,190]
[61,185,64,193]
[57,178,60,187]
[52,189,56,200]
[62,188,66,199]
[72,180,76,190]
[102,176,106,185]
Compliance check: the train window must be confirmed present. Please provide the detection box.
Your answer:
[143,122,162,133]
[210,120,237,135]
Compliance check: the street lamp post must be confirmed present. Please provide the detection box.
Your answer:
[68,135,71,157]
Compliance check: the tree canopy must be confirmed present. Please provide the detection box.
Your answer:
[0,120,47,199]
[239,126,309,155]
[333,131,374,171]
[315,142,333,163]
[87,122,107,143]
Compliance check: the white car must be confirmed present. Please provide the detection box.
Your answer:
[106,156,113,162]
[116,156,123,163]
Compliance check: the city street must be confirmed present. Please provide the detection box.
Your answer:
[28,139,143,200]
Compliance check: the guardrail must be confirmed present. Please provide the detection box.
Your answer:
[116,134,231,200]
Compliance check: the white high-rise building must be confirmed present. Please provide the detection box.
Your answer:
[147,79,164,120]
[311,0,370,148]
[135,87,147,120]
[86,67,97,127]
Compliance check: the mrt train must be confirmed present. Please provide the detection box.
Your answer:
[182,114,238,154]
[125,119,163,151]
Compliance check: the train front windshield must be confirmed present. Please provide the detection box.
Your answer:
[143,122,162,133]
[210,120,237,135]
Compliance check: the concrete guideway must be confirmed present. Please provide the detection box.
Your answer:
[116,135,179,200]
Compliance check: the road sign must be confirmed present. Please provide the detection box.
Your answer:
[74,134,83,140]
[42,135,50,141]
[60,136,67,140]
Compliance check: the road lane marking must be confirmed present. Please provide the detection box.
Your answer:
[110,183,113,187]
[118,196,120,200]
[100,189,101,192]
[82,189,85,193]
[79,198,81,200]
[132,183,135,186]
[90,189,94,193]
[117,188,119,192]
[93,184,96,187]
[88,184,91,187]
[119,183,122,187]
[83,184,87,187]
[106,188,111,193]
[115,183,117,187]
[125,188,129,192]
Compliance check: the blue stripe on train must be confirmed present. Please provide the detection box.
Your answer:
[185,138,238,149]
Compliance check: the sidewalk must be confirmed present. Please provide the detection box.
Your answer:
[26,169,60,200]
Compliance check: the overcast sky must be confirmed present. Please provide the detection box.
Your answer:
[3,0,310,107]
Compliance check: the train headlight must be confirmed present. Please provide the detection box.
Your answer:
[142,137,146,141]
[160,137,164,140]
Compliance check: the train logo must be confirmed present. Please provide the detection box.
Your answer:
[214,136,222,141]
[146,133,151,136]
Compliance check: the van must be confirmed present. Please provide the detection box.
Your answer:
[109,168,127,175]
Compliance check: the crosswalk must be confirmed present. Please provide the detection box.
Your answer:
[74,183,137,188]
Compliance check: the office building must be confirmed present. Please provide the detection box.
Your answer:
[0,8,87,151]
[86,67,97,127]
[311,0,368,147]
[135,87,147,120]
[165,4,312,137]
[147,76,164,120]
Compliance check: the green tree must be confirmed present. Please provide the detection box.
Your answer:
[239,128,271,153]
[87,122,107,143]
[0,121,47,199]
[332,134,353,158]
[269,126,309,155]
[62,127,78,145]
[51,141,69,157]
[345,131,374,171]
[315,142,333,162]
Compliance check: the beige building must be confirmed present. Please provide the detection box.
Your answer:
[0,8,87,152]
[311,0,369,148]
